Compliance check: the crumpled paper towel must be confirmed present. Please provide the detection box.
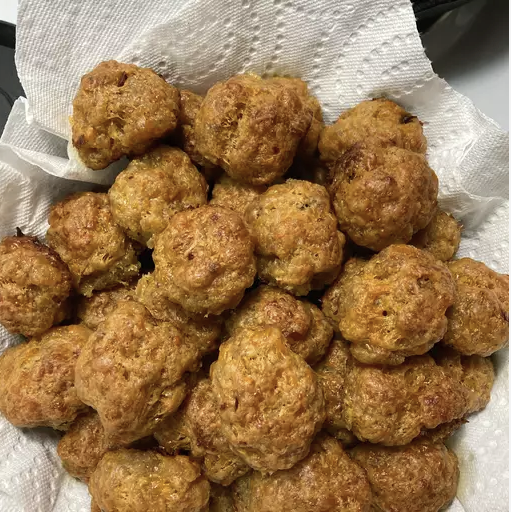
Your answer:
[0,0,508,511]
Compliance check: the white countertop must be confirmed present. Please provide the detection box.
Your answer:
[1,0,508,129]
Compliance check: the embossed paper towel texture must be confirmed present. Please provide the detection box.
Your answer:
[0,0,508,511]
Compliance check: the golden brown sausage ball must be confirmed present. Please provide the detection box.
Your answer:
[233,435,372,512]
[71,60,180,170]
[245,179,345,296]
[209,483,235,512]
[411,209,462,261]
[151,205,256,315]
[136,274,222,355]
[433,346,494,413]
[226,285,332,364]
[319,98,426,164]
[0,325,90,429]
[444,258,509,356]
[350,441,459,512]
[210,326,325,473]
[313,338,357,445]
[76,282,135,330]
[209,173,267,217]
[195,74,313,185]
[322,245,456,365]
[75,300,200,445]
[108,146,208,246]
[0,235,72,336]
[329,144,438,251]
[57,410,113,482]
[88,449,210,512]
[155,375,249,485]
[47,192,140,297]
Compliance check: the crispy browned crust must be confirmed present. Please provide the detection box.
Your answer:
[72,60,180,170]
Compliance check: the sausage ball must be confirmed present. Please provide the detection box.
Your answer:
[313,338,357,445]
[47,192,140,297]
[411,209,462,261]
[108,145,207,246]
[210,326,325,473]
[245,179,345,296]
[0,325,90,429]
[210,173,267,217]
[0,235,72,336]
[195,74,313,185]
[151,205,256,315]
[88,449,210,512]
[136,274,222,355]
[155,375,249,485]
[351,441,459,512]
[444,258,509,356]
[57,410,114,482]
[209,483,235,512]
[433,346,495,414]
[75,300,200,445]
[322,245,456,365]
[233,435,372,512]
[318,98,426,164]
[226,285,333,364]
[329,143,438,251]
[316,338,476,445]
[71,60,180,170]
[76,282,135,330]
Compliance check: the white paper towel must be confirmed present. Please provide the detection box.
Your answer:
[0,0,508,511]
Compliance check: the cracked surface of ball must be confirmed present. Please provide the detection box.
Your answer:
[245,179,345,296]
[444,258,509,356]
[89,449,210,512]
[0,235,72,336]
[195,74,313,185]
[108,146,207,246]
[329,144,438,251]
[71,60,180,170]
[322,245,455,365]
[210,326,325,473]
[47,192,140,296]
[0,325,91,429]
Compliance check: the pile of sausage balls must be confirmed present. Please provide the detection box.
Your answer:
[0,60,508,512]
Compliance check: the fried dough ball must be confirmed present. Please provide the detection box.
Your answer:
[195,74,313,185]
[71,60,180,170]
[136,274,222,355]
[0,235,72,336]
[433,346,495,413]
[47,192,140,297]
[76,282,135,330]
[233,435,372,512]
[57,410,114,482]
[108,146,207,246]
[226,285,332,364]
[444,258,509,356]
[329,144,438,251]
[155,375,249,485]
[318,98,426,164]
[151,205,256,315]
[322,245,456,365]
[75,300,200,445]
[313,338,357,445]
[411,209,462,261]
[0,325,90,429]
[209,483,235,512]
[245,179,345,296]
[210,173,267,217]
[351,441,459,512]
[210,326,325,473]
[89,449,210,512]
